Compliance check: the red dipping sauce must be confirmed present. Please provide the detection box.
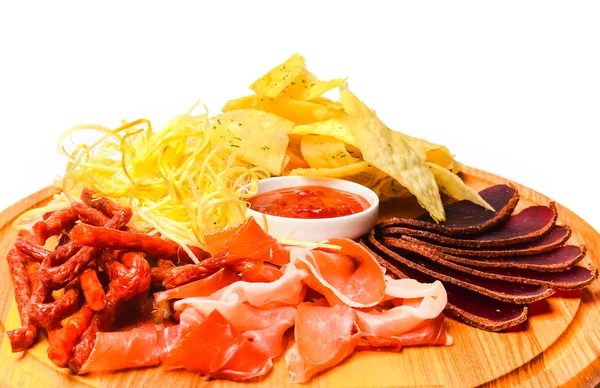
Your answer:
[249,186,370,219]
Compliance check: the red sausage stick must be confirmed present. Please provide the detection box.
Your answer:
[28,281,83,328]
[32,208,79,245]
[69,224,208,263]
[39,208,132,289]
[47,304,94,368]
[6,249,38,352]
[80,266,106,311]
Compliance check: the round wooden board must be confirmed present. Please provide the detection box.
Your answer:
[0,167,598,388]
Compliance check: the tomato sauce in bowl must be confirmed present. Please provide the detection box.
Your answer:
[246,176,379,241]
[249,186,370,219]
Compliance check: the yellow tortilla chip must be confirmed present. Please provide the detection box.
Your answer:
[340,85,445,222]
[290,119,357,147]
[211,109,292,175]
[300,135,360,168]
[283,69,346,101]
[427,163,493,211]
[289,162,410,200]
[398,133,455,170]
[222,95,344,125]
[250,53,305,99]
[290,161,380,183]
[312,97,344,111]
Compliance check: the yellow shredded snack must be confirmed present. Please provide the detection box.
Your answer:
[52,103,270,259]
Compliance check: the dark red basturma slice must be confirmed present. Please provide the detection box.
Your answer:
[382,204,558,249]
[401,225,571,257]
[384,237,596,290]
[379,185,519,236]
[424,245,586,273]
[361,236,528,331]
[374,235,554,304]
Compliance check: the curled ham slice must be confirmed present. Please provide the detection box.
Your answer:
[154,269,240,303]
[205,218,289,266]
[356,278,448,338]
[285,278,451,383]
[163,307,295,380]
[290,238,386,308]
[78,309,204,374]
[358,314,453,352]
[286,304,359,383]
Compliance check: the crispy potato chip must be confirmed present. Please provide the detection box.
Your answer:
[250,53,305,99]
[427,162,494,211]
[290,161,379,182]
[222,95,344,125]
[283,69,347,101]
[452,160,464,174]
[211,109,292,175]
[282,134,310,174]
[398,133,455,170]
[289,162,410,200]
[300,135,360,168]
[312,97,344,111]
[290,119,357,147]
[340,85,446,222]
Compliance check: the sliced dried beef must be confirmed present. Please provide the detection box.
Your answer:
[436,245,586,272]
[382,204,557,248]
[361,236,528,331]
[401,225,571,257]
[371,234,554,304]
[384,237,596,290]
[379,185,519,236]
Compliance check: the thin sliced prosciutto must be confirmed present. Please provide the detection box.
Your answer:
[204,218,289,266]
[290,238,386,308]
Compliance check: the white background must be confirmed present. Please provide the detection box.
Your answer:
[0,1,599,231]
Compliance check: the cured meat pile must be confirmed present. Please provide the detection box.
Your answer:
[362,184,598,331]
[6,189,451,383]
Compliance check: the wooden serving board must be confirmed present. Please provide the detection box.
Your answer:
[0,167,599,388]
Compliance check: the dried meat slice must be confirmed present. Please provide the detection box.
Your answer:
[433,245,586,272]
[459,264,598,290]
[377,236,553,304]
[384,237,595,290]
[379,185,519,236]
[382,204,557,248]
[361,235,528,331]
[401,225,571,257]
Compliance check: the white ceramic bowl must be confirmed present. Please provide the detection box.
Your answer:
[247,176,379,242]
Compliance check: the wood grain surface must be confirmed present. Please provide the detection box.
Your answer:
[0,167,598,388]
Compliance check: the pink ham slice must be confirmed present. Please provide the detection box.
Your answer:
[164,307,295,381]
[290,238,386,308]
[382,204,557,248]
[154,268,240,303]
[204,218,289,266]
[78,309,204,374]
[285,304,360,384]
